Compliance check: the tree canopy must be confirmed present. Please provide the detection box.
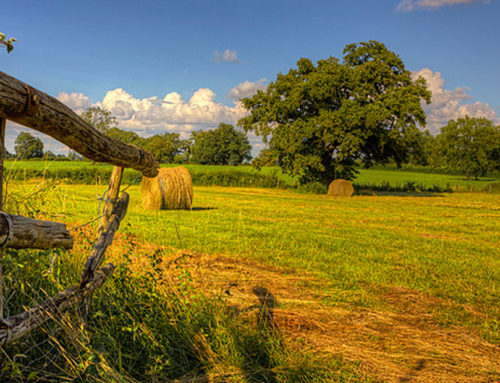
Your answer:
[431,116,500,179]
[239,41,431,184]
[81,106,118,134]
[14,132,44,159]
[190,123,252,165]
[106,127,185,164]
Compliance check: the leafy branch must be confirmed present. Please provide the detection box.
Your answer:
[0,33,16,54]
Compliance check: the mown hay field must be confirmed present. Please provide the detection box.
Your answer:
[3,178,498,382]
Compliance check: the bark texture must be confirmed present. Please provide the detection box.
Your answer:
[0,213,73,250]
[0,71,158,177]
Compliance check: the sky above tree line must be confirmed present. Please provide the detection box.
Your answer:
[1,0,499,156]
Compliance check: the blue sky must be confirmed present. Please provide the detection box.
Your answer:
[1,0,499,155]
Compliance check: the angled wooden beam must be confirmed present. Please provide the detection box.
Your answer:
[0,264,114,346]
[0,213,73,250]
[81,192,129,285]
[0,71,159,177]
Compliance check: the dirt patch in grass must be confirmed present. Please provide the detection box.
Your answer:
[75,230,500,382]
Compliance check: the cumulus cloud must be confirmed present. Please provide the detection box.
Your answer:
[4,85,255,155]
[214,49,239,63]
[57,92,93,115]
[228,79,268,100]
[397,0,490,11]
[95,87,247,137]
[412,68,497,133]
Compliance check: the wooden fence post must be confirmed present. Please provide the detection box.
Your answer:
[97,166,124,237]
[0,116,5,318]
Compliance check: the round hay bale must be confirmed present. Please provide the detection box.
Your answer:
[327,179,354,197]
[171,166,193,207]
[141,172,163,210]
[141,166,193,210]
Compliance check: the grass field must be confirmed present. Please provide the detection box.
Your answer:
[2,179,499,382]
[5,160,500,192]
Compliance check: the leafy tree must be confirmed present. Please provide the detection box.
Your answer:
[190,123,252,165]
[14,132,44,159]
[431,116,500,179]
[143,133,184,163]
[239,41,431,184]
[0,33,16,54]
[44,150,57,159]
[107,127,186,163]
[106,127,144,146]
[81,106,118,133]
[401,129,434,166]
[68,150,83,161]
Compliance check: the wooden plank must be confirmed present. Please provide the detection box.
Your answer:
[0,213,73,250]
[97,166,123,237]
[0,71,159,177]
[0,263,114,346]
[0,116,5,318]
[81,192,129,285]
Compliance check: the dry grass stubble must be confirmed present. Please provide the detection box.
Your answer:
[94,231,500,383]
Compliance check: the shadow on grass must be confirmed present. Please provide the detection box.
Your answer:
[191,207,218,211]
[365,192,445,197]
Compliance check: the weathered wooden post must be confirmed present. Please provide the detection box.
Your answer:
[0,116,5,318]
[97,166,124,237]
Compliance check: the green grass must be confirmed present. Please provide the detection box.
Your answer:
[5,160,500,192]
[1,182,375,382]
[1,174,499,381]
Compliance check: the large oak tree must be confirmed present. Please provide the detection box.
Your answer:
[239,41,431,184]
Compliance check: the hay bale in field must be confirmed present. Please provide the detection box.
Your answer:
[327,179,354,197]
[171,166,193,206]
[141,166,193,210]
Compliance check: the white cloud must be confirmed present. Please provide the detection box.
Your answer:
[229,79,268,100]
[5,85,253,155]
[4,121,69,155]
[95,87,248,137]
[412,68,497,133]
[397,0,490,11]
[56,92,93,115]
[214,49,239,63]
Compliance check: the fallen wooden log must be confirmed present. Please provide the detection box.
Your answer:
[0,71,159,177]
[0,263,114,346]
[81,192,129,285]
[0,213,73,250]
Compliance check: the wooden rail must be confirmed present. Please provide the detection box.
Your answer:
[0,71,159,177]
[0,264,114,346]
[0,213,73,250]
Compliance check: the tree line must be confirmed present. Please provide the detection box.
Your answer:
[5,38,499,181]
[10,108,252,166]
